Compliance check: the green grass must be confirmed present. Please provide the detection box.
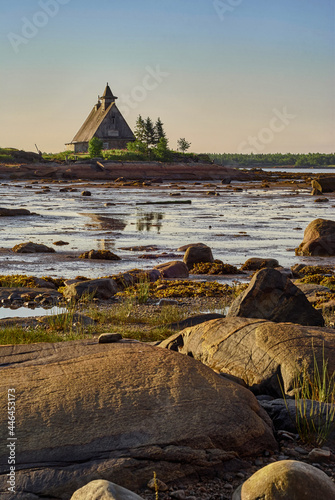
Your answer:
[281,345,335,446]
[0,326,75,345]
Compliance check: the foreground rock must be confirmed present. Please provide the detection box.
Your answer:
[0,341,277,499]
[232,460,335,500]
[12,241,55,253]
[160,317,335,396]
[154,260,189,278]
[62,278,118,300]
[183,243,214,270]
[227,268,324,326]
[295,218,335,256]
[71,480,144,500]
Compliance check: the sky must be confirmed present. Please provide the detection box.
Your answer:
[1,0,334,154]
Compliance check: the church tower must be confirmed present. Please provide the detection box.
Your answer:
[66,83,135,153]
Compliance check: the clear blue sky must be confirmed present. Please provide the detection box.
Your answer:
[1,0,334,153]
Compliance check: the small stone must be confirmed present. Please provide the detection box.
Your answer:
[147,477,168,492]
[236,472,246,479]
[295,446,309,455]
[81,191,91,196]
[98,333,123,344]
[308,448,331,462]
[170,490,186,500]
[223,483,233,490]
[255,459,263,466]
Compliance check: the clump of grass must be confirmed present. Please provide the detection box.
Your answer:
[281,345,335,446]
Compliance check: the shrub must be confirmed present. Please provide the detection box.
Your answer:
[88,137,103,158]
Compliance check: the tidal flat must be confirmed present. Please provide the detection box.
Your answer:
[0,172,335,281]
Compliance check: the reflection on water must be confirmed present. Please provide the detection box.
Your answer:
[82,213,127,231]
[0,306,66,319]
[96,239,116,251]
[136,211,164,232]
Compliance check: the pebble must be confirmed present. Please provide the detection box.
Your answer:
[295,446,309,455]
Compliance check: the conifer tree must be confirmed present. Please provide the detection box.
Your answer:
[154,117,166,144]
[145,117,156,148]
[134,115,146,143]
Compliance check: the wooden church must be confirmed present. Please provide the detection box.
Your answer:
[66,84,135,153]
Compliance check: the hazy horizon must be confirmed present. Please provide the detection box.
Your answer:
[1,0,334,154]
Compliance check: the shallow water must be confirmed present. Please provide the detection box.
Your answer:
[0,306,65,319]
[0,177,335,280]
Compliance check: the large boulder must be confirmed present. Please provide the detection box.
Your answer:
[295,218,335,256]
[159,317,335,397]
[62,278,118,300]
[183,243,214,270]
[154,260,189,278]
[232,460,335,500]
[71,480,144,500]
[227,268,324,326]
[12,241,55,253]
[0,341,277,499]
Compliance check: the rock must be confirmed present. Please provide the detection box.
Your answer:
[81,190,91,196]
[314,197,329,203]
[177,242,207,252]
[0,207,33,216]
[71,480,144,499]
[147,477,168,491]
[227,268,324,326]
[79,249,121,260]
[183,244,214,270]
[154,260,189,278]
[295,218,335,256]
[158,298,179,306]
[308,448,331,462]
[0,340,277,499]
[311,179,323,195]
[294,283,331,303]
[232,460,335,500]
[12,241,55,253]
[164,313,225,334]
[160,317,335,397]
[240,258,279,271]
[98,333,123,343]
[314,176,335,193]
[62,278,118,301]
[53,240,69,246]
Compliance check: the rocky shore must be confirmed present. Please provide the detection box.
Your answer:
[1,171,335,499]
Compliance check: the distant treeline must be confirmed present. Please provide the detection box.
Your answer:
[208,153,335,167]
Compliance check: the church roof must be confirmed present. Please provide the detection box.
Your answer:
[71,102,114,143]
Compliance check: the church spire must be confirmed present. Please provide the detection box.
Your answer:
[99,83,118,110]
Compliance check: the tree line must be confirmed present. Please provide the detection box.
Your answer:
[208,152,335,167]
